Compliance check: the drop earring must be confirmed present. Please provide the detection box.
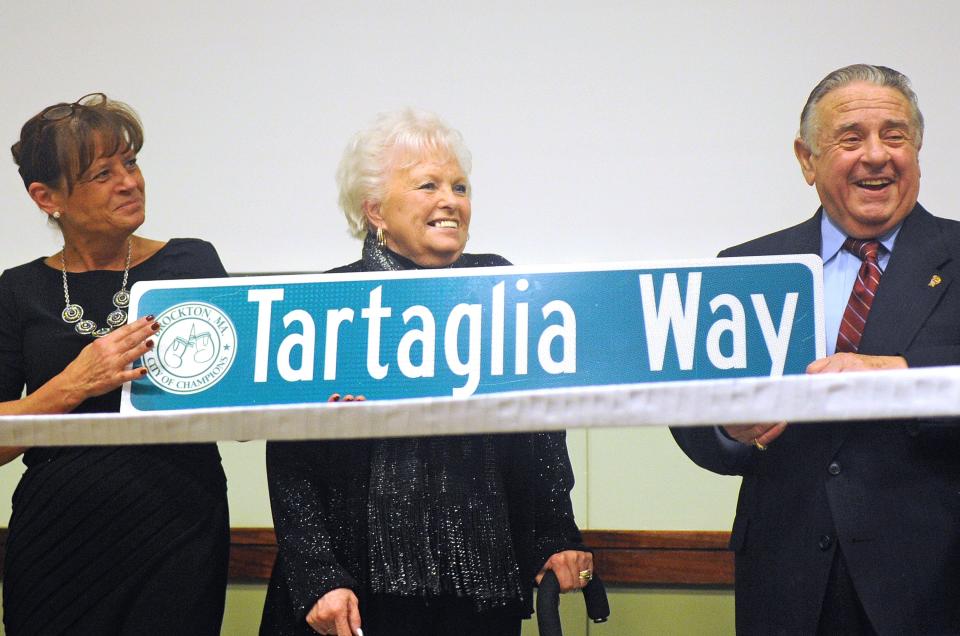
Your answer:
[376,226,387,248]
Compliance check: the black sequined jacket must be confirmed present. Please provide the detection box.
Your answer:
[259,254,586,634]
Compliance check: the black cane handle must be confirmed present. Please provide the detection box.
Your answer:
[536,569,610,636]
[584,574,610,623]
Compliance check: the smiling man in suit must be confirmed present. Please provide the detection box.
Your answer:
[672,64,960,634]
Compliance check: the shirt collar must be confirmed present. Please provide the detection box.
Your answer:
[820,209,903,261]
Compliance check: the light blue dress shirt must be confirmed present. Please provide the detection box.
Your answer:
[820,212,900,355]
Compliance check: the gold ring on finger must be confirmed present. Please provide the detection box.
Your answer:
[578,569,593,581]
[753,439,767,451]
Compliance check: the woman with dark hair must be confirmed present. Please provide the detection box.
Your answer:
[261,109,592,636]
[1,93,229,634]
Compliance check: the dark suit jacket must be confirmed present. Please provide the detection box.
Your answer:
[672,204,960,635]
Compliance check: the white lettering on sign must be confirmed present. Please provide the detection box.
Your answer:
[751,292,797,377]
[539,300,577,374]
[639,273,798,376]
[248,288,284,382]
[397,305,435,379]
[515,279,529,375]
[278,310,315,382]
[445,303,482,396]
[362,286,392,380]
[245,280,577,396]
[323,308,354,381]
[640,273,701,371]
[707,294,746,370]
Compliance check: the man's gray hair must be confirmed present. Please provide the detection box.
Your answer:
[798,64,924,153]
[336,108,472,239]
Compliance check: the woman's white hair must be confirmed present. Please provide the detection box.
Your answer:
[336,108,472,239]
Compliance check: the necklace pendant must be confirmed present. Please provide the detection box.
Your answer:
[75,320,97,335]
[112,289,130,309]
[60,237,133,338]
[106,309,127,328]
[62,304,84,324]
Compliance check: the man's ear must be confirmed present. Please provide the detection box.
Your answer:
[27,182,63,219]
[794,138,817,186]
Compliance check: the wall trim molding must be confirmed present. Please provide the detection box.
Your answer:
[229,528,735,586]
[0,528,734,586]
[583,530,733,586]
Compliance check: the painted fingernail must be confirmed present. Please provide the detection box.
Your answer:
[145,339,155,349]
[139,367,148,376]
[151,322,160,331]
[145,314,155,322]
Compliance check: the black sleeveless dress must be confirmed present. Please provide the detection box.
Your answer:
[0,239,229,635]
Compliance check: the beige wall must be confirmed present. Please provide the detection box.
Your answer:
[1,429,740,536]
[218,428,742,532]
[219,584,735,636]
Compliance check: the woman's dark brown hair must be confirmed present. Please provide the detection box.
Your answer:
[11,94,144,193]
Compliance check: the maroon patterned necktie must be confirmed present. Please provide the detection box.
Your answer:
[836,238,883,353]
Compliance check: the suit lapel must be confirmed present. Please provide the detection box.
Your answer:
[792,210,823,256]
[776,208,823,256]
[829,205,951,456]
[859,205,953,356]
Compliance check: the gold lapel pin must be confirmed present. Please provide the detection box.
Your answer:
[929,274,942,288]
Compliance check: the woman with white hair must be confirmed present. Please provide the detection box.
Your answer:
[260,109,592,636]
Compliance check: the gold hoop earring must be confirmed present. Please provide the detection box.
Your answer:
[376,226,386,248]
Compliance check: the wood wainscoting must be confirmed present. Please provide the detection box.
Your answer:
[0,528,733,586]
[227,528,733,586]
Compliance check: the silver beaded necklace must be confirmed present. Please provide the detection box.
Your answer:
[60,238,132,337]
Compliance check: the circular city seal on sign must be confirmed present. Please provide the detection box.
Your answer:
[142,302,237,395]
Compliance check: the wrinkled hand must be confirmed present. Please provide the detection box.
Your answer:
[723,422,787,448]
[806,352,907,374]
[722,353,908,448]
[306,588,361,636]
[60,316,158,405]
[536,550,594,592]
[328,393,366,402]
